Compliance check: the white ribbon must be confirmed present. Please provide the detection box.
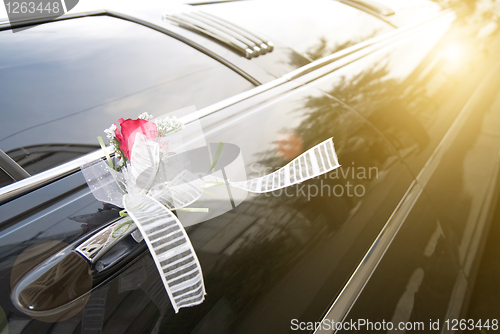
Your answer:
[82,137,340,312]
[123,194,205,313]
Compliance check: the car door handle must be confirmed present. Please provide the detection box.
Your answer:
[11,218,145,321]
[75,218,143,265]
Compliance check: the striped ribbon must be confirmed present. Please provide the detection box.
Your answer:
[230,138,339,192]
[123,194,205,313]
[84,137,339,313]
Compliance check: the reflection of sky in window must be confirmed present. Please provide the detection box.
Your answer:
[333,20,451,89]
[0,16,254,153]
[200,0,394,60]
[310,16,454,124]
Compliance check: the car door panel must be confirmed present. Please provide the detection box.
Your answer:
[418,63,500,320]
[159,85,415,333]
[0,173,121,320]
[309,14,467,266]
[2,8,497,334]
[311,15,500,329]
[0,77,414,333]
[336,195,460,333]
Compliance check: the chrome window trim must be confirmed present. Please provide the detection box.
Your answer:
[340,0,396,16]
[0,10,452,204]
[0,149,107,204]
[0,150,30,181]
[337,0,397,28]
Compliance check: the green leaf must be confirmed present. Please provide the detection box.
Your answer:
[208,141,224,173]
[97,136,113,169]
[175,208,209,213]
[111,220,132,238]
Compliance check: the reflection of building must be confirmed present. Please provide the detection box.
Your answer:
[7,144,99,176]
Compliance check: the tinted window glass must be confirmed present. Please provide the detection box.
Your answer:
[311,18,456,176]
[0,15,254,176]
[7,144,99,176]
[0,168,14,188]
[200,0,394,61]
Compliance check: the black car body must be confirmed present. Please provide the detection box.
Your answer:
[1,0,500,333]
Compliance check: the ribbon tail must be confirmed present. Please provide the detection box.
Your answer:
[216,137,340,193]
[123,194,205,313]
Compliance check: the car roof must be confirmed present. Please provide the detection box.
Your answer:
[0,0,444,26]
[0,0,444,80]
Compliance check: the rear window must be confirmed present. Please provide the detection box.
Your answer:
[199,0,395,61]
[0,15,254,176]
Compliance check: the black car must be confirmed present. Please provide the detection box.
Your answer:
[1,0,500,333]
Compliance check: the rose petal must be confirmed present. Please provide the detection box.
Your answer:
[115,118,158,161]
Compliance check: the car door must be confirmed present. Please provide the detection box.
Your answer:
[0,13,258,333]
[0,15,417,333]
[183,86,416,333]
[3,3,493,334]
[0,2,401,332]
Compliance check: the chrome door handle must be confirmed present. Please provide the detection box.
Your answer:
[11,218,145,321]
[75,218,143,264]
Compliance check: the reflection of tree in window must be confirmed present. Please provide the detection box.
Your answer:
[321,60,432,153]
[305,29,381,61]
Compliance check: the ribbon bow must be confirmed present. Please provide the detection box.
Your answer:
[82,118,339,313]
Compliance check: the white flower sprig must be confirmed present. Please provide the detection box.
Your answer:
[138,112,185,137]
[138,112,153,121]
[155,115,185,137]
[104,123,117,140]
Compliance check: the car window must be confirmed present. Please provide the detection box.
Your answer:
[199,0,395,61]
[0,15,255,177]
[311,17,457,177]
[0,168,14,188]
[6,144,101,176]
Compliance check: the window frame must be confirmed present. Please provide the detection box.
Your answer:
[0,150,30,182]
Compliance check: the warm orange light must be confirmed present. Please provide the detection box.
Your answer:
[442,44,465,62]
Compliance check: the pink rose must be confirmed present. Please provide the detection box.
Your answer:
[114,118,158,161]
